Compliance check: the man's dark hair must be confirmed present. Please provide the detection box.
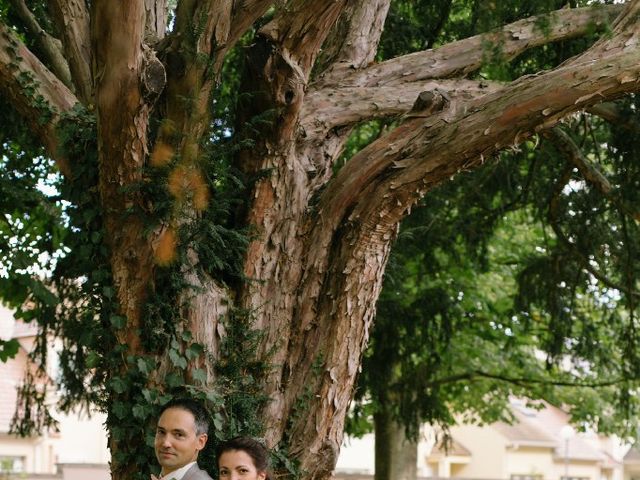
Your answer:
[159,398,210,435]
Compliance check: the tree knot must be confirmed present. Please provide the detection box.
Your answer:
[409,89,451,117]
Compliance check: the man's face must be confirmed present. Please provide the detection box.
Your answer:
[154,407,207,475]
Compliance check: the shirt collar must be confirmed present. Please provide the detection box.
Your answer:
[161,461,197,480]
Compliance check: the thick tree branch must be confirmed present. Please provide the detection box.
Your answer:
[212,0,273,72]
[49,0,91,103]
[572,0,640,61]
[316,0,391,75]
[317,4,622,89]
[294,0,395,192]
[92,1,151,352]
[259,0,349,77]
[300,79,500,139]
[7,0,73,89]
[313,45,640,265]
[300,4,623,157]
[144,0,167,41]
[154,0,273,152]
[0,21,77,176]
[587,102,640,134]
[437,370,628,389]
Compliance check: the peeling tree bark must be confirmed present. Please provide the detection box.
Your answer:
[7,0,73,89]
[1,2,640,480]
[49,0,92,103]
[0,21,77,175]
[91,1,151,351]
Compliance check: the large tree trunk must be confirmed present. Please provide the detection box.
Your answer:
[1,2,640,480]
[374,406,419,480]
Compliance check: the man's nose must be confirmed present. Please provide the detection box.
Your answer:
[162,436,172,447]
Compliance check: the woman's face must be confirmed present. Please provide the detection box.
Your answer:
[219,449,266,480]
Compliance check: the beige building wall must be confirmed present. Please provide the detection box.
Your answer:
[443,424,508,479]
[0,304,110,478]
[624,463,640,480]
[58,463,110,480]
[554,459,601,480]
[54,410,109,465]
[0,434,57,474]
[505,446,554,479]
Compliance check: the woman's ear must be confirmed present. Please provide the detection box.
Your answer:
[257,471,267,480]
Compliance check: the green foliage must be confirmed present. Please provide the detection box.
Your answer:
[0,2,638,479]
[1,43,261,480]
[351,120,640,439]
[344,0,640,444]
[0,338,19,362]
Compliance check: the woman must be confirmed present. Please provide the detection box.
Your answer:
[217,436,270,480]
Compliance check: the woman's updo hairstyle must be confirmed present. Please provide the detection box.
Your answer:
[217,436,270,479]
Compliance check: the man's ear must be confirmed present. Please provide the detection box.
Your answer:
[196,433,208,451]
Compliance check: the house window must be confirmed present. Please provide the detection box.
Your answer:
[0,456,25,473]
[511,475,543,480]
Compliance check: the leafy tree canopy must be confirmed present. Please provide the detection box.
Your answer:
[0,1,639,480]
[347,0,640,445]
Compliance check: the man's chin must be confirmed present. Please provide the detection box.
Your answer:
[156,453,178,466]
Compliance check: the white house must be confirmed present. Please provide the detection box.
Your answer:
[0,303,110,480]
[337,399,629,480]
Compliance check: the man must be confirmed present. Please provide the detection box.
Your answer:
[152,398,213,480]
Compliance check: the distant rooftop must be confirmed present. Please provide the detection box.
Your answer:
[494,407,557,447]
[430,437,472,458]
[624,446,640,464]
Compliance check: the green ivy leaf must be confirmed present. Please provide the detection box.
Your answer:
[206,390,222,404]
[213,413,223,431]
[30,279,58,307]
[166,372,183,388]
[142,388,157,403]
[137,357,152,375]
[86,351,100,368]
[169,349,187,369]
[185,343,204,360]
[112,402,128,420]
[192,368,207,383]
[110,315,126,329]
[0,339,20,362]
[132,404,147,419]
[111,376,128,394]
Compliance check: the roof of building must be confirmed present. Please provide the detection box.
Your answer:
[624,446,640,464]
[494,407,558,447]
[429,437,472,458]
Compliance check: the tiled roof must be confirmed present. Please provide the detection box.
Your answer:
[492,401,606,462]
[493,407,557,446]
